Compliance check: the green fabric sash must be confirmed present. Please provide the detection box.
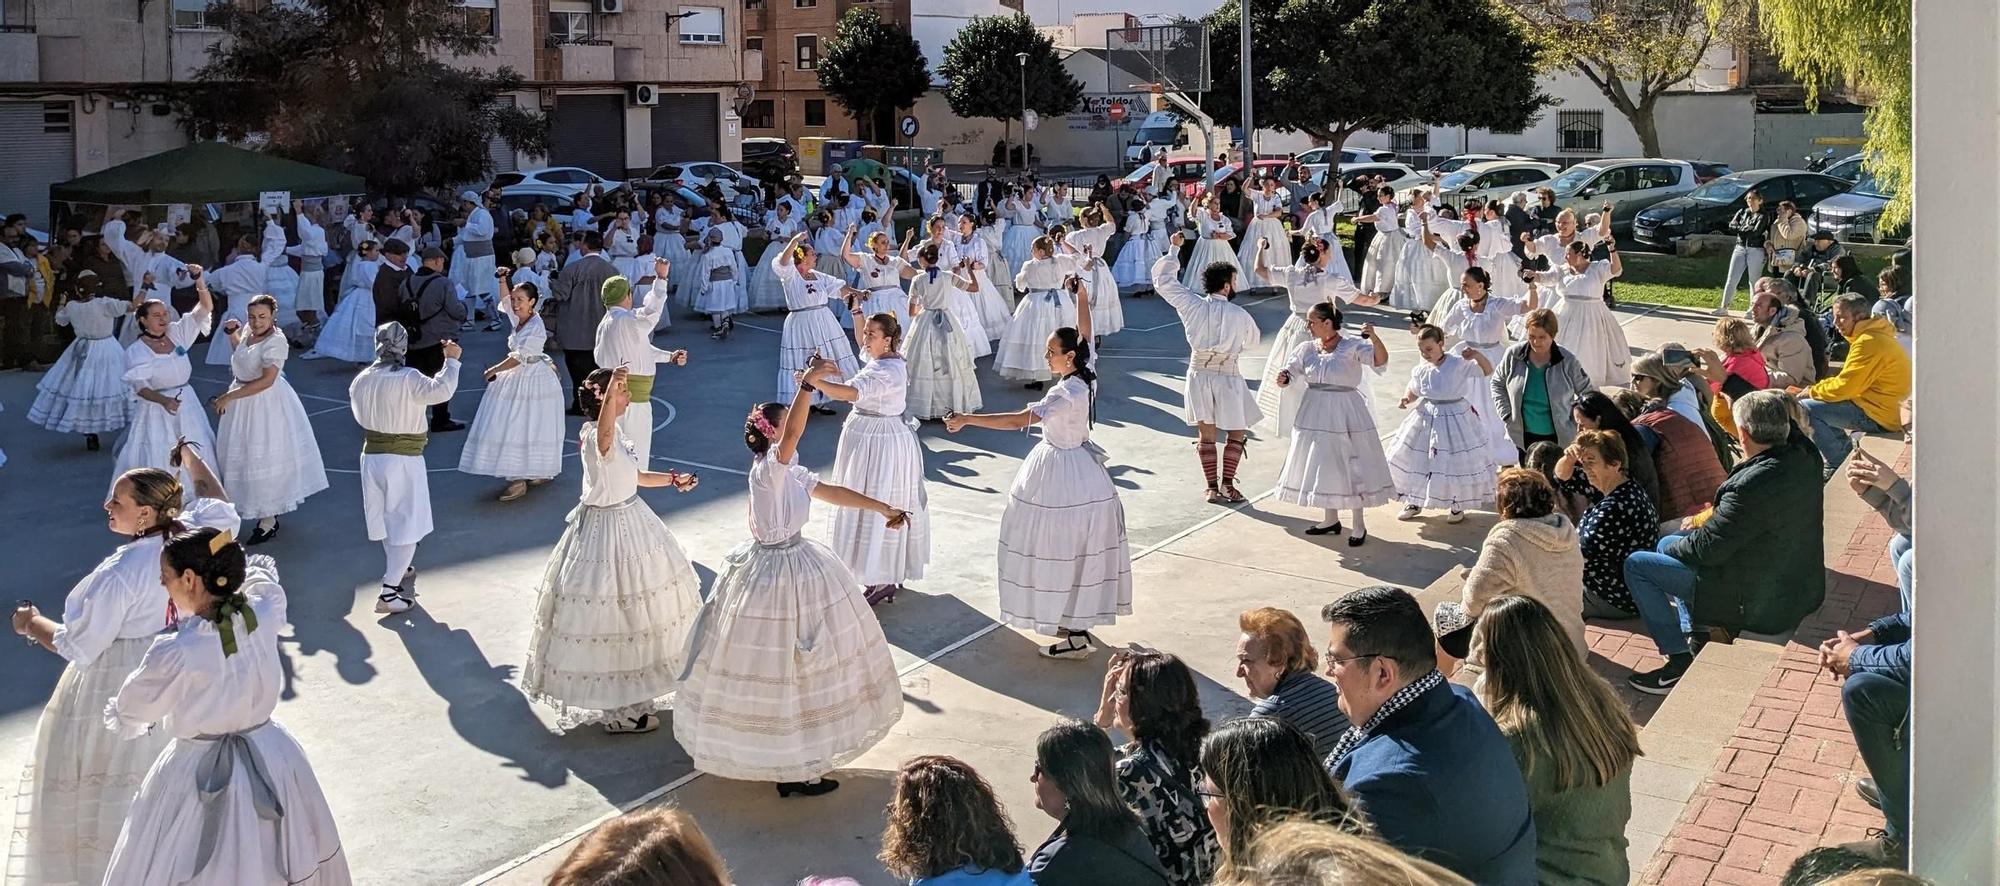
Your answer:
[361,430,429,456]
[626,374,655,401]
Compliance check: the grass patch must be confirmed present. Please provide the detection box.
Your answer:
[1613,250,1891,309]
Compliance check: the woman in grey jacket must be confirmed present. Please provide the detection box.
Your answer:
[1491,308,1595,462]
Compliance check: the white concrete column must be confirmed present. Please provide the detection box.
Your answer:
[1911,0,1999,878]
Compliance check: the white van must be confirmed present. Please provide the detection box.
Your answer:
[1124,112,1191,168]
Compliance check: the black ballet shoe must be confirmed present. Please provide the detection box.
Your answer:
[245,521,281,546]
[1024,380,1044,391]
[1347,531,1368,548]
[85,433,101,451]
[809,404,838,416]
[776,778,840,798]
[1304,520,1343,536]
[864,585,897,606]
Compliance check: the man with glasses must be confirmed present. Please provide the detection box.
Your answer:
[1319,585,1535,883]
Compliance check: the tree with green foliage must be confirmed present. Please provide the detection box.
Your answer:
[818,8,932,144]
[937,14,1084,166]
[1496,0,1752,158]
[1724,0,1908,228]
[175,0,548,194]
[1204,0,1551,157]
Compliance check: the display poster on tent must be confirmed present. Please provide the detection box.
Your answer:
[164,204,191,232]
[259,191,291,214]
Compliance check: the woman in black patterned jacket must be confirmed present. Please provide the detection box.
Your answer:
[1093,649,1218,885]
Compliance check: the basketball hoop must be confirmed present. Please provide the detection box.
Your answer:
[1149,83,1164,95]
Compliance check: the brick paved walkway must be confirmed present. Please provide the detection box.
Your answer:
[1639,446,1908,885]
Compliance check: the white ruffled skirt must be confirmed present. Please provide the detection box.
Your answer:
[969,267,1012,339]
[7,637,170,886]
[777,305,860,404]
[1240,217,1291,285]
[1184,238,1240,292]
[995,290,1073,382]
[216,377,330,519]
[1112,234,1153,290]
[1391,245,1448,311]
[696,278,741,315]
[944,288,992,358]
[998,440,1133,635]
[112,391,215,503]
[1002,226,1039,273]
[1084,259,1123,336]
[903,309,983,419]
[102,720,349,886]
[303,290,376,363]
[1274,387,1396,510]
[459,360,565,481]
[673,535,903,782]
[746,251,790,313]
[1554,296,1632,388]
[1361,229,1404,295]
[1388,398,1498,511]
[825,411,930,586]
[520,495,703,729]
[29,336,128,434]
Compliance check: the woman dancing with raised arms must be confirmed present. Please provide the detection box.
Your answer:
[772,231,863,415]
[1270,303,1396,545]
[1253,236,1377,437]
[212,293,330,545]
[8,446,236,886]
[459,267,566,501]
[100,527,350,885]
[113,264,216,499]
[945,299,1133,661]
[674,367,909,798]
[520,367,702,735]
[808,308,933,605]
[843,225,920,330]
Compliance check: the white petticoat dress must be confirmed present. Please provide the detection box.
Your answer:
[1184,215,1242,293]
[1360,211,1404,296]
[1387,354,1499,512]
[1237,192,1293,287]
[459,313,565,481]
[100,558,351,886]
[302,259,380,363]
[1255,263,1365,438]
[824,356,931,586]
[997,375,1133,635]
[519,424,703,728]
[29,297,132,434]
[1546,259,1632,388]
[903,275,984,419]
[1067,223,1124,336]
[215,333,330,519]
[1390,209,1449,311]
[112,305,215,502]
[996,257,1078,383]
[958,232,1013,340]
[6,498,236,886]
[772,257,862,405]
[1271,338,1396,510]
[1436,291,1527,465]
[674,453,903,782]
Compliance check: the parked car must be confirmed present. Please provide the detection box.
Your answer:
[640,161,761,192]
[1809,163,1902,243]
[490,166,613,193]
[1819,153,1866,185]
[1316,162,1429,214]
[1294,144,1397,185]
[366,193,460,241]
[740,138,798,183]
[1426,153,1536,176]
[1117,156,1215,198]
[1401,160,1558,210]
[1545,158,1697,233]
[1688,161,1734,185]
[1631,169,1851,249]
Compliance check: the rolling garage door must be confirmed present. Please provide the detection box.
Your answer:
[651,93,719,165]
[550,93,627,179]
[486,96,519,175]
[0,102,76,230]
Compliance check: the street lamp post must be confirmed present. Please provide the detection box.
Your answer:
[1017,51,1029,172]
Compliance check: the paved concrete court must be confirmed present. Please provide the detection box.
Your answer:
[0,280,1717,885]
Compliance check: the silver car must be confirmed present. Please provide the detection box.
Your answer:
[1547,159,1698,233]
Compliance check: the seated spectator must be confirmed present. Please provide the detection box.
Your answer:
[1871,264,1911,354]
[1025,720,1170,885]
[1523,440,1591,521]
[1819,604,1911,865]
[1434,469,1585,685]
[546,807,730,886]
[1197,717,1364,880]
[1625,371,1728,524]
[879,756,1032,885]
[1475,595,1641,885]
[1633,347,1733,465]
[1210,821,1472,886]
[1761,276,1831,381]
[1623,391,1825,693]
[1568,391,1660,508]
[1556,429,1659,619]
[1235,607,1351,758]
[1092,650,1218,885]
[1708,317,1769,436]
[1796,292,1911,480]
[1750,285,1819,387]
[1319,586,1536,883]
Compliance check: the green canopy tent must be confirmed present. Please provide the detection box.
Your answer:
[48,141,366,206]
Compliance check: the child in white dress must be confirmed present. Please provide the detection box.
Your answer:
[1388,325,1499,522]
[212,295,329,544]
[101,528,350,886]
[696,227,741,339]
[674,374,908,797]
[1270,305,1396,545]
[521,367,703,733]
[812,314,932,604]
[1434,267,1537,465]
[460,270,566,501]
[29,283,135,449]
[996,237,1080,388]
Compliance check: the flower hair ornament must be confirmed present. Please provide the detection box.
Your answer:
[747,407,780,442]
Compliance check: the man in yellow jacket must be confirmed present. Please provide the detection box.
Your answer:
[1792,291,1911,480]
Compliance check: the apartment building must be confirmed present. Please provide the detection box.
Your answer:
[0,0,744,228]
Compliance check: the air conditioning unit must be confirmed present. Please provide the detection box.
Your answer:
[631,84,660,107]
[596,0,624,12]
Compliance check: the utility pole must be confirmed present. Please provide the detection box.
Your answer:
[1018,51,1031,172]
[1238,0,1253,160]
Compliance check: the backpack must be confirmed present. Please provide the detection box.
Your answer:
[398,272,449,338]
